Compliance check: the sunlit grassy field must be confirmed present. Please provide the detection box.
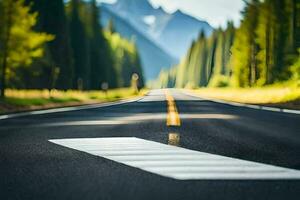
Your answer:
[189,84,300,109]
[0,88,147,113]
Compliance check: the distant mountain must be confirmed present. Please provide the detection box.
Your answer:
[100,6,178,80]
[100,0,213,80]
[158,10,213,58]
[114,0,154,16]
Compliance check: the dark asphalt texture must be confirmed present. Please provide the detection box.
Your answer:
[0,89,300,200]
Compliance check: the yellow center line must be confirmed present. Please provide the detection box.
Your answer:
[165,90,181,127]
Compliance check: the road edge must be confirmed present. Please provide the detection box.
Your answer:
[0,95,146,120]
[182,89,300,115]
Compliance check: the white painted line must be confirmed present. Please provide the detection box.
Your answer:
[282,109,300,114]
[0,97,143,120]
[49,137,300,180]
[39,120,131,127]
[183,90,300,115]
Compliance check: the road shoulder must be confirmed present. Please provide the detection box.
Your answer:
[0,95,146,120]
[183,89,300,115]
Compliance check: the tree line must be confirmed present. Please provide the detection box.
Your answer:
[0,0,144,98]
[155,0,300,88]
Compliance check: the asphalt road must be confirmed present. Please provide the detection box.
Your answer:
[1,89,300,200]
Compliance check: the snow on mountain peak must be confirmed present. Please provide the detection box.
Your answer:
[101,0,213,59]
[143,15,156,26]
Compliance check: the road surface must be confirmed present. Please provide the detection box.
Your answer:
[0,89,300,200]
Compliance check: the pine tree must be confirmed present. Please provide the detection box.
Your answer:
[175,41,195,88]
[205,32,218,83]
[213,28,225,76]
[286,0,300,53]
[87,0,117,89]
[155,0,299,88]
[89,0,106,89]
[107,19,117,34]
[199,32,208,87]
[187,36,202,88]
[230,0,259,86]
[295,0,300,50]
[223,21,235,76]
[26,0,74,90]
[105,27,144,88]
[0,0,52,97]
[69,0,89,90]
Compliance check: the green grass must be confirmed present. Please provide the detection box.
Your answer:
[3,97,82,106]
[188,84,300,108]
[0,88,148,113]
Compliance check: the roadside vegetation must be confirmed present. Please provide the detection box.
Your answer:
[0,0,146,113]
[0,88,147,114]
[155,0,300,109]
[188,83,300,109]
[156,0,300,89]
[0,0,144,98]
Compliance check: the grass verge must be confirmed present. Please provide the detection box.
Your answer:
[0,88,148,114]
[188,86,300,110]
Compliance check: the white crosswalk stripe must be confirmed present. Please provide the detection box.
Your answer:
[49,137,300,180]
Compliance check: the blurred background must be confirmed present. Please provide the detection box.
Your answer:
[0,0,299,111]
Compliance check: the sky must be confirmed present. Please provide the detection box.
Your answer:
[97,0,245,28]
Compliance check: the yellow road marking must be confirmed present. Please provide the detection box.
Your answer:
[168,133,180,146]
[165,90,181,126]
